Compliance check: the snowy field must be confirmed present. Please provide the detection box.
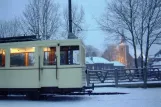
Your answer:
[0,87,160,107]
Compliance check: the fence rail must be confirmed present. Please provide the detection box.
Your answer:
[87,67,161,87]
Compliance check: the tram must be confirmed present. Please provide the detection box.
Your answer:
[0,36,92,100]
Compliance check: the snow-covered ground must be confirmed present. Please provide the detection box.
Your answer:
[0,87,161,107]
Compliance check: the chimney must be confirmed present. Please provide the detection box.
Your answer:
[90,57,93,61]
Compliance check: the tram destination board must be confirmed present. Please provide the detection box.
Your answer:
[0,35,40,43]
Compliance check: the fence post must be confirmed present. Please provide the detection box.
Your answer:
[115,68,118,87]
[143,67,147,88]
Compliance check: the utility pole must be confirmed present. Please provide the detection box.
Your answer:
[68,0,72,35]
[68,0,77,39]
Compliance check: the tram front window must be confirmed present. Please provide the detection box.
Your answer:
[60,46,80,65]
[0,49,5,67]
[10,47,35,67]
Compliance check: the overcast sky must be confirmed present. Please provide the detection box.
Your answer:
[0,0,160,55]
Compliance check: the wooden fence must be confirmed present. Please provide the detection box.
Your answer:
[87,68,161,87]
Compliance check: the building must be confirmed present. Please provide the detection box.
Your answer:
[103,37,144,68]
[86,57,113,70]
[117,40,134,68]
[102,44,118,61]
[111,61,125,69]
[86,57,125,70]
[149,50,161,68]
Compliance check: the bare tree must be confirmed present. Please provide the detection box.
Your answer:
[102,44,118,61]
[61,4,85,40]
[85,45,100,57]
[23,0,60,40]
[140,0,161,68]
[0,21,7,38]
[98,0,161,69]
[98,0,139,68]
[0,18,22,38]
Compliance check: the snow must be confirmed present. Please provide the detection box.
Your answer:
[0,87,161,107]
[86,57,111,64]
[85,57,94,64]
[85,57,125,67]
[152,61,161,66]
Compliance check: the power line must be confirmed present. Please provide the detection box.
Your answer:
[59,28,103,32]
[82,29,102,31]
[74,28,103,32]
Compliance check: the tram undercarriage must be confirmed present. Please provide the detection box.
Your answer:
[0,85,94,100]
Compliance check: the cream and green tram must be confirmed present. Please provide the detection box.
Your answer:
[0,36,91,99]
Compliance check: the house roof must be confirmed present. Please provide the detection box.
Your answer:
[152,61,161,66]
[86,57,111,64]
[155,53,161,58]
[110,61,125,66]
[85,57,94,64]
[85,57,125,67]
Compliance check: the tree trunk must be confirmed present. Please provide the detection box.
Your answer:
[133,44,138,68]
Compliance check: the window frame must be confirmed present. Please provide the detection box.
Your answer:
[60,45,80,65]
[0,49,5,67]
[9,47,36,67]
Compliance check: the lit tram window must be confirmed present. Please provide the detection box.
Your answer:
[0,49,5,67]
[10,47,35,67]
[43,47,56,65]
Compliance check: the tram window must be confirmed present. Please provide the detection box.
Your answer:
[60,46,80,65]
[10,47,35,67]
[43,47,56,65]
[0,49,5,67]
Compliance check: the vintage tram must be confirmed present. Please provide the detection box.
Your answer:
[0,36,92,100]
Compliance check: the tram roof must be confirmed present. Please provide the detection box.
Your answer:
[0,38,84,48]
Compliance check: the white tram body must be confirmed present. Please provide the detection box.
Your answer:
[0,38,91,98]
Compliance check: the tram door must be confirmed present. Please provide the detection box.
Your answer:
[40,46,58,88]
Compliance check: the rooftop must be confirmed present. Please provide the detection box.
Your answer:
[111,61,125,67]
[86,57,125,66]
[86,57,111,64]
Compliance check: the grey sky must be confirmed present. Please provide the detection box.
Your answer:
[0,0,160,55]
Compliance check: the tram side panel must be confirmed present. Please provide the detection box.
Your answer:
[58,67,83,88]
[7,69,39,88]
[0,70,7,88]
[40,68,58,87]
[82,67,87,87]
